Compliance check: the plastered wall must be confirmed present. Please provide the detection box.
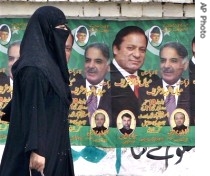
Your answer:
[0,1,195,19]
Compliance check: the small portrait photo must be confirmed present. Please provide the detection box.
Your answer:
[170,108,190,134]
[75,25,89,47]
[91,109,109,134]
[148,26,162,47]
[0,24,11,46]
[117,110,136,135]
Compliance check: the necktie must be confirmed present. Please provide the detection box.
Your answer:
[165,85,176,117]
[128,75,139,98]
[87,85,98,121]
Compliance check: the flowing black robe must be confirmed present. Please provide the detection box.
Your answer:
[0,6,75,176]
[0,67,74,176]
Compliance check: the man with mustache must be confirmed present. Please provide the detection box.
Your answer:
[0,40,21,122]
[149,26,161,47]
[69,42,111,126]
[139,41,191,126]
[119,113,134,135]
[0,25,10,45]
[76,26,88,47]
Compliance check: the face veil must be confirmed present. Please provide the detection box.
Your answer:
[12,6,72,105]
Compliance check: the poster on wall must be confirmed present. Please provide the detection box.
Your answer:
[0,18,195,147]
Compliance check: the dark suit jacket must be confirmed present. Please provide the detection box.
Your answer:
[189,59,195,125]
[110,62,159,127]
[138,78,191,126]
[69,69,83,86]
[69,76,111,126]
[0,72,11,122]
[119,128,133,135]
[92,126,107,134]
[173,124,188,133]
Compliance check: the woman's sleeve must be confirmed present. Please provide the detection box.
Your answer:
[18,67,49,157]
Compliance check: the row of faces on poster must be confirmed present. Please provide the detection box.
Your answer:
[89,108,189,135]
[0,23,193,138]
[0,24,163,47]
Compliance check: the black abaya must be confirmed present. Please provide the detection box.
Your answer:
[0,6,75,176]
[0,67,74,176]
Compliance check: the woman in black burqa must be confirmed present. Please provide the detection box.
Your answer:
[0,6,75,176]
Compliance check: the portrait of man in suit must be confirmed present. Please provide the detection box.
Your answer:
[65,32,74,63]
[65,31,83,85]
[0,40,21,121]
[119,112,134,135]
[172,110,188,133]
[139,41,191,127]
[110,26,159,127]
[92,110,108,134]
[69,42,111,126]
[7,40,21,81]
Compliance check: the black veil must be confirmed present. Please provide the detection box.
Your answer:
[12,6,72,105]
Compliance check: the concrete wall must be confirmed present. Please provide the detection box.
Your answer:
[0,1,195,19]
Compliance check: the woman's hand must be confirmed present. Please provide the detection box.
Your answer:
[29,151,45,173]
